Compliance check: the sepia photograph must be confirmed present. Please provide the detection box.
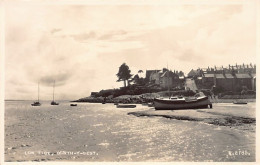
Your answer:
[1,0,258,163]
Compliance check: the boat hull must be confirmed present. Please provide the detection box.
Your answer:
[154,97,212,110]
[117,104,136,108]
[31,102,41,106]
[233,101,247,104]
[51,102,59,105]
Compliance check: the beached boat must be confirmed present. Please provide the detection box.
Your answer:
[154,92,212,110]
[70,104,77,106]
[32,82,41,106]
[51,81,59,105]
[147,102,154,107]
[233,100,247,104]
[116,104,136,108]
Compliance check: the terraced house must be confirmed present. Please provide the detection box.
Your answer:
[188,63,256,92]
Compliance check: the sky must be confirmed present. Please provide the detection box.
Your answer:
[4,1,257,100]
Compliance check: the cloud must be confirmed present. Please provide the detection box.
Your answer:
[50,28,62,34]
[5,4,256,100]
[98,30,127,40]
[65,30,128,42]
[70,31,96,41]
[39,71,73,87]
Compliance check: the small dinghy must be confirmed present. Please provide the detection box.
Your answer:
[233,101,247,104]
[147,102,154,107]
[116,104,136,108]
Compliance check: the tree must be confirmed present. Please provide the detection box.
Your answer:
[178,71,184,77]
[138,70,143,73]
[133,74,140,84]
[116,63,132,87]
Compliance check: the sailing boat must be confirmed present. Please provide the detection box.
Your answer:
[154,67,212,110]
[51,81,59,105]
[31,82,41,106]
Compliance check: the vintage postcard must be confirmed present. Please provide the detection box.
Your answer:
[0,0,258,164]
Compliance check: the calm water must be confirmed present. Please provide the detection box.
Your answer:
[5,101,255,162]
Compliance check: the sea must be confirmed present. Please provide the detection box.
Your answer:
[4,100,255,162]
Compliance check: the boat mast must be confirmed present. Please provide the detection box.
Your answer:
[53,81,55,102]
[38,82,40,102]
[167,63,170,98]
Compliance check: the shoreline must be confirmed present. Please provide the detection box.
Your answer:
[73,98,256,104]
[128,103,255,132]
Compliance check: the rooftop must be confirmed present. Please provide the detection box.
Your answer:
[204,74,215,78]
[235,73,251,79]
[161,71,168,78]
[225,74,234,79]
[215,74,225,79]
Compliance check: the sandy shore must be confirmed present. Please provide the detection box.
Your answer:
[209,98,256,103]
[128,102,256,132]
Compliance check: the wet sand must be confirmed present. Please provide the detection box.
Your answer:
[5,101,255,162]
[128,102,256,132]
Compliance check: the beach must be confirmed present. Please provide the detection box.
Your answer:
[128,102,256,132]
[5,100,255,162]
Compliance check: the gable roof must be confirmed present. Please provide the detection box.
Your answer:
[215,74,225,79]
[161,71,168,78]
[204,74,214,78]
[188,69,201,77]
[225,74,234,78]
[146,70,160,78]
[235,74,251,78]
[251,73,256,78]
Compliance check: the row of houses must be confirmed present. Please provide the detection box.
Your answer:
[188,63,256,92]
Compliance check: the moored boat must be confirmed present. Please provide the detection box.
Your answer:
[116,104,136,108]
[32,82,41,106]
[154,92,212,110]
[70,104,77,106]
[31,101,41,106]
[51,101,59,105]
[50,81,59,105]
